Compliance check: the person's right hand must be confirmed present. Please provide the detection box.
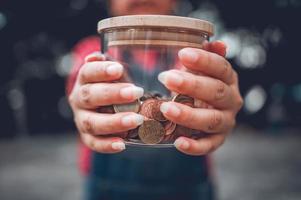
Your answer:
[68,52,144,153]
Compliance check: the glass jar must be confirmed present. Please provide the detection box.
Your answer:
[98,15,214,147]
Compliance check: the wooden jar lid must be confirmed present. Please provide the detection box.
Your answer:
[98,15,214,36]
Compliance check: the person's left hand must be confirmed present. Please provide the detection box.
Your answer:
[158,41,243,156]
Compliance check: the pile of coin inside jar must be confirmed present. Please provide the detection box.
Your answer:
[99,92,201,145]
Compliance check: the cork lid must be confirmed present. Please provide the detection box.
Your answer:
[98,15,214,36]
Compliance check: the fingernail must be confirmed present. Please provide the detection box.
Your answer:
[178,49,198,63]
[160,102,181,117]
[158,71,183,87]
[111,142,126,151]
[120,86,144,99]
[121,114,144,127]
[85,52,104,62]
[217,40,227,49]
[158,71,168,84]
[174,138,190,150]
[106,64,123,76]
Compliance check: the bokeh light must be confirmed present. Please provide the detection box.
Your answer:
[244,85,267,114]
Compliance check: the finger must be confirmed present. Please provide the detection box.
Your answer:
[80,133,126,153]
[178,48,234,84]
[79,61,123,84]
[160,102,235,133]
[84,52,106,63]
[203,40,227,57]
[158,70,232,108]
[75,109,144,135]
[174,134,225,156]
[75,83,144,108]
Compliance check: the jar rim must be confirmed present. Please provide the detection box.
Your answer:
[98,15,214,36]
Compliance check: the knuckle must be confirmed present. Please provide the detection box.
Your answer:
[79,64,88,82]
[81,133,96,150]
[204,51,213,67]
[82,114,94,134]
[208,110,222,131]
[101,86,112,102]
[237,96,244,109]
[222,60,232,80]
[214,81,226,101]
[79,84,91,105]
[95,62,106,74]
[87,138,96,150]
[104,118,117,132]
[222,60,230,75]
[193,77,203,96]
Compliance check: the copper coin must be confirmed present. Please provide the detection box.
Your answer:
[138,120,165,144]
[113,99,141,113]
[172,94,194,107]
[127,128,139,139]
[139,99,156,119]
[173,125,201,138]
[152,100,167,122]
[161,134,176,143]
[163,121,176,135]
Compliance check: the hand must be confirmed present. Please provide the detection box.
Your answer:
[158,41,243,156]
[68,52,144,153]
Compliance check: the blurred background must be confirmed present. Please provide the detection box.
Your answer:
[0,0,300,199]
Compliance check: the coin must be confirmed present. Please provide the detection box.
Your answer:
[173,125,200,138]
[138,119,165,144]
[161,134,176,143]
[152,100,167,122]
[163,121,176,135]
[113,99,141,113]
[127,128,139,139]
[172,94,194,107]
[139,99,156,119]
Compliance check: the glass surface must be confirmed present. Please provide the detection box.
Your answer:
[100,27,209,147]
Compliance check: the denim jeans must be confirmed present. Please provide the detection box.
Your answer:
[85,146,215,200]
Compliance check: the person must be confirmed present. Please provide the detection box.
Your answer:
[67,0,243,199]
